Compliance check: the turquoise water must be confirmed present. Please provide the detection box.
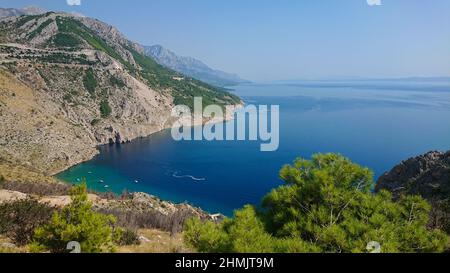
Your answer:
[57,80,450,215]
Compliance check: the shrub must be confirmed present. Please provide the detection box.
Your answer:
[97,207,201,234]
[114,228,141,246]
[90,118,101,126]
[109,75,126,88]
[100,100,112,118]
[0,180,71,196]
[63,94,73,102]
[0,198,55,246]
[83,68,97,95]
[32,183,117,253]
[184,154,449,253]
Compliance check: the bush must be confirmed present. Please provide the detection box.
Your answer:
[429,199,450,235]
[90,118,101,126]
[96,207,201,234]
[0,180,71,196]
[83,68,97,95]
[114,228,141,246]
[184,154,449,253]
[109,75,126,88]
[32,183,117,253]
[0,198,55,246]
[100,100,112,118]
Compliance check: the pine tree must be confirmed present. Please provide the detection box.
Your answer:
[184,154,449,253]
[32,183,117,253]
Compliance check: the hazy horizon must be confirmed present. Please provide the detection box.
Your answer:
[1,0,449,82]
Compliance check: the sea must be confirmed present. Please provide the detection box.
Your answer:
[57,79,450,216]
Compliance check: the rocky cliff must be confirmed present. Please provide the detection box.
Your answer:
[376,151,450,199]
[0,12,241,175]
[376,151,450,233]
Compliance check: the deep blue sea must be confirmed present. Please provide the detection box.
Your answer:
[57,80,450,216]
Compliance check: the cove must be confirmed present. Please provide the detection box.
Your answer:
[57,80,450,216]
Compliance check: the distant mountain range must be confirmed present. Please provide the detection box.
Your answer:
[0,7,247,87]
[144,45,249,87]
[0,6,46,18]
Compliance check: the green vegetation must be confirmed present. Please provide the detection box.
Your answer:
[0,199,54,246]
[4,15,240,111]
[83,68,97,95]
[55,16,132,69]
[100,100,112,118]
[29,52,93,65]
[36,68,51,86]
[125,45,241,109]
[15,14,45,29]
[63,89,82,104]
[32,183,117,253]
[184,154,449,253]
[114,229,141,246]
[439,202,450,234]
[51,33,82,48]
[63,94,73,103]
[90,118,101,126]
[109,75,126,88]
[28,19,53,40]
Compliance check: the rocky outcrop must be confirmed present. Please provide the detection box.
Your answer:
[376,151,450,200]
[0,190,27,204]
[96,192,208,218]
[376,151,450,233]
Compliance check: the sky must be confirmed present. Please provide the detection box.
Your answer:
[1,0,449,81]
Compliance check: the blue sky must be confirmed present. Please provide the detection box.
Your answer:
[1,0,449,81]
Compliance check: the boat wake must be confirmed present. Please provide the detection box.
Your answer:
[172,172,206,182]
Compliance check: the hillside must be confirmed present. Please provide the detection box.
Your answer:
[144,45,248,87]
[0,12,241,175]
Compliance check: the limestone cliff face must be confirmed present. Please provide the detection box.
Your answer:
[0,67,172,175]
[0,12,240,175]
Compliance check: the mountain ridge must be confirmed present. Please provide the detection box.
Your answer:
[144,44,248,87]
[0,6,46,19]
[0,11,241,175]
